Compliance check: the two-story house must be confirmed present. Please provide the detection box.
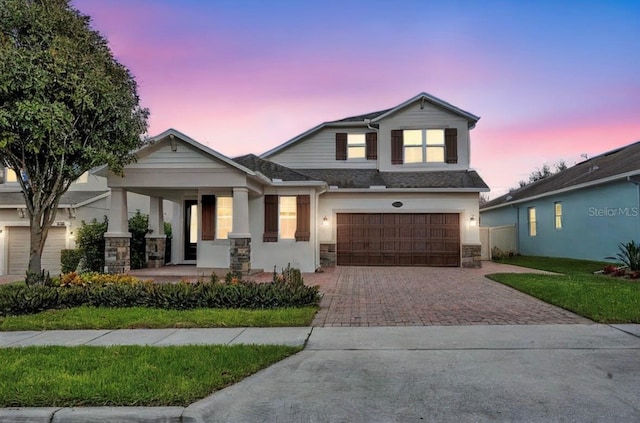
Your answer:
[98,92,489,274]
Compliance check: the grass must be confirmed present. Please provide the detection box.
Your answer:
[489,256,640,323]
[0,344,300,407]
[0,306,318,331]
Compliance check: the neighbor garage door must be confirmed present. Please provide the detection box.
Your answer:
[336,213,460,267]
[7,226,66,275]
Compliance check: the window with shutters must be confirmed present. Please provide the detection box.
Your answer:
[392,128,457,164]
[264,195,311,242]
[336,133,377,161]
[216,197,233,239]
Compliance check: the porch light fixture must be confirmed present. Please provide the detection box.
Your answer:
[169,134,178,152]
[322,216,329,226]
[469,215,477,227]
[17,208,25,218]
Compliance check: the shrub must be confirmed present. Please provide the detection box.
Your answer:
[0,267,320,316]
[129,210,150,270]
[61,249,83,274]
[76,217,108,272]
[609,241,640,271]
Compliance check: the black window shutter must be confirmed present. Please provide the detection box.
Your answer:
[391,130,403,164]
[445,128,458,164]
[295,195,310,241]
[335,133,347,160]
[263,195,278,242]
[366,132,377,160]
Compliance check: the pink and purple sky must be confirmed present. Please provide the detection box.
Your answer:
[73,0,640,198]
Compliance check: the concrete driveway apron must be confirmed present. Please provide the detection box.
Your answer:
[308,262,590,326]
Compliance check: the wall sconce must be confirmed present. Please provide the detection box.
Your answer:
[0,228,3,234]
[469,215,477,227]
[69,231,75,241]
[67,208,77,219]
[322,216,329,226]
[169,134,178,152]
[17,208,25,218]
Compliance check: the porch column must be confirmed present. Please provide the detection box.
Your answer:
[229,187,251,275]
[146,196,166,268]
[104,187,131,273]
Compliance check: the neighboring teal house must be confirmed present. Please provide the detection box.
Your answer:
[480,141,640,261]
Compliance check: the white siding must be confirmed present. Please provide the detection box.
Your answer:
[268,127,377,170]
[129,142,227,169]
[378,102,471,172]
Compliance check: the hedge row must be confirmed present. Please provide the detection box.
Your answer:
[0,279,321,317]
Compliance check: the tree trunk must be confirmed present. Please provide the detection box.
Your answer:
[27,213,48,279]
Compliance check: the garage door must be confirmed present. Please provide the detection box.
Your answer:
[8,226,66,275]
[337,213,460,267]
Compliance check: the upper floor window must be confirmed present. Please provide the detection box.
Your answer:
[528,207,537,237]
[554,202,562,229]
[403,129,445,163]
[347,134,366,159]
[335,133,377,161]
[75,171,88,184]
[391,128,457,165]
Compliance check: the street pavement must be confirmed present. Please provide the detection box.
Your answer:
[2,324,640,422]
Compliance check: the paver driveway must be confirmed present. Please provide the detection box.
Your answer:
[303,262,590,326]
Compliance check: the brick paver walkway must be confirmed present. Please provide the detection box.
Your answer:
[304,263,591,327]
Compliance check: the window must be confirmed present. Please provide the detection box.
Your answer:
[263,195,310,242]
[392,128,457,165]
[5,168,17,183]
[216,197,233,239]
[336,133,377,161]
[279,196,297,239]
[347,134,366,159]
[554,202,562,229]
[528,207,537,236]
[75,171,88,184]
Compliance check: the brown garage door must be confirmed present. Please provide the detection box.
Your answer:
[8,226,66,275]
[337,213,460,267]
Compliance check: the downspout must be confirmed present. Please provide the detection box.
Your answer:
[514,205,520,255]
[627,176,640,240]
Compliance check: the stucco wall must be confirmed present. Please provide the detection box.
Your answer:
[317,191,481,245]
[484,181,640,261]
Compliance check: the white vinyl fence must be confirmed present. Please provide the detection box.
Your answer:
[479,225,517,260]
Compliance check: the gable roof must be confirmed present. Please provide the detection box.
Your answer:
[296,169,488,190]
[261,92,480,158]
[0,191,108,208]
[95,128,256,177]
[481,141,640,211]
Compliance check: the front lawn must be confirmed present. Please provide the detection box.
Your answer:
[0,306,318,331]
[488,256,640,323]
[0,344,300,407]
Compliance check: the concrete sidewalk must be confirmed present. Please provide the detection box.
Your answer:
[2,324,640,422]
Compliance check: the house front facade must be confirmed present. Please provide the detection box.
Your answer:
[480,141,640,261]
[99,92,489,273]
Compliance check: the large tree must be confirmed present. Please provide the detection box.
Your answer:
[0,0,149,277]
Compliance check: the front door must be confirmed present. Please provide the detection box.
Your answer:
[184,200,198,261]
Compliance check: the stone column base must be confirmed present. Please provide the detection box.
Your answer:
[320,243,336,267]
[461,243,482,268]
[230,237,251,275]
[146,235,166,268]
[104,234,131,273]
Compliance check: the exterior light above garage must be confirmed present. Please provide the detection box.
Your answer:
[469,215,477,226]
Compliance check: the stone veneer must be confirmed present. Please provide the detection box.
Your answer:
[104,236,131,273]
[320,243,336,267]
[461,243,482,268]
[230,238,251,275]
[145,236,166,268]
